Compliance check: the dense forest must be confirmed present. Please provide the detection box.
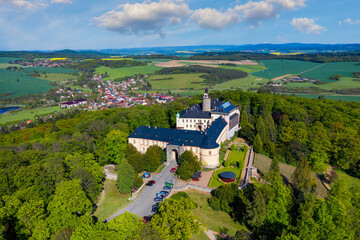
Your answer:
[0,90,360,239]
[190,51,360,63]
[154,65,247,85]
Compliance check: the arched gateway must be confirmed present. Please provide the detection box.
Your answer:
[166,145,183,164]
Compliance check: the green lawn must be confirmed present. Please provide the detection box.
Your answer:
[208,167,241,188]
[22,67,78,74]
[148,73,206,90]
[93,179,130,221]
[0,106,64,124]
[226,150,246,167]
[254,154,328,198]
[95,63,161,80]
[187,190,244,236]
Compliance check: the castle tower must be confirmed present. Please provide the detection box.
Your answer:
[202,88,211,112]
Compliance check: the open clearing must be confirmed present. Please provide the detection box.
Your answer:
[213,75,269,90]
[95,63,161,80]
[148,73,205,89]
[186,190,244,236]
[0,106,63,124]
[93,179,130,221]
[254,154,329,198]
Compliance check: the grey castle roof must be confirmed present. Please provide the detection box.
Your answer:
[179,100,236,119]
[179,99,223,119]
[128,117,227,149]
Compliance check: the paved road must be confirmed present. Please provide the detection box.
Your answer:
[106,161,178,221]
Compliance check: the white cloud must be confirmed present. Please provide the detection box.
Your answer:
[190,8,239,30]
[235,1,279,24]
[270,0,306,10]
[339,18,360,25]
[0,0,47,9]
[94,0,191,35]
[291,17,326,34]
[51,0,72,4]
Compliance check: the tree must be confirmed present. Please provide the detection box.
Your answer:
[176,151,201,180]
[246,189,267,228]
[149,198,203,240]
[253,134,263,153]
[107,212,143,239]
[104,130,128,164]
[127,152,145,173]
[144,145,163,172]
[116,159,136,194]
[125,143,138,159]
[291,158,317,195]
[16,199,46,236]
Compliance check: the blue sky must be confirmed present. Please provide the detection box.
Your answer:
[0,0,359,50]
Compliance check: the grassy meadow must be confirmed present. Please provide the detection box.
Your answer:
[93,179,130,221]
[95,63,161,80]
[148,73,205,90]
[22,67,78,74]
[0,106,63,124]
[186,190,244,236]
[254,154,329,198]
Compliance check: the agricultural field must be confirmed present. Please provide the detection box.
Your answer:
[95,63,161,80]
[254,60,320,79]
[302,62,360,82]
[285,76,360,90]
[217,64,266,73]
[0,57,24,63]
[22,67,78,74]
[213,75,268,90]
[0,106,63,124]
[37,73,78,82]
[0,68,53,98]
[254,60,360,83]
[148,73,205,90]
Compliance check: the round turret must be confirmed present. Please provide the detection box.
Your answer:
[202,89,211,112]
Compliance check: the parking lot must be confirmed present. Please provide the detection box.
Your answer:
[106,161,178,221]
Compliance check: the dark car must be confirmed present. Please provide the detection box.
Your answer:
[163,186,172,190]
[143,216,152,223]
[154,197,163,202]
[156,193,166,198]
[160,191,169,195]
[146,180,156,186]
[151,206,158,213]
[192,172,202,181]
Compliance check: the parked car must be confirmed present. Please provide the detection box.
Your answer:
[160,191,169,195]
[142,173,151,178]
[165,182,174,187]
[170,168,176,173]
[154,197,163,202]
[151,206,158,213]
[142,216,152,223]
[146,180,156,186]
[192,171,202,181]
[163,186,172,190]
[156,193,166,198]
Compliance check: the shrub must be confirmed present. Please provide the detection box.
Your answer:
[171,191,190,200]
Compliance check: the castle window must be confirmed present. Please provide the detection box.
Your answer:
[190,119,192,123]
[182,119,184,122]
[186,119,188,123]
[143,147,145,151]
[196,148,198,153]
[133,140,135,144]
[186,125,188,128]
[143,139,145,144]
[209,151,211,155]
[147,140,149,145]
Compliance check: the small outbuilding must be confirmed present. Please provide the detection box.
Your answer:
[219,171,236,183]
